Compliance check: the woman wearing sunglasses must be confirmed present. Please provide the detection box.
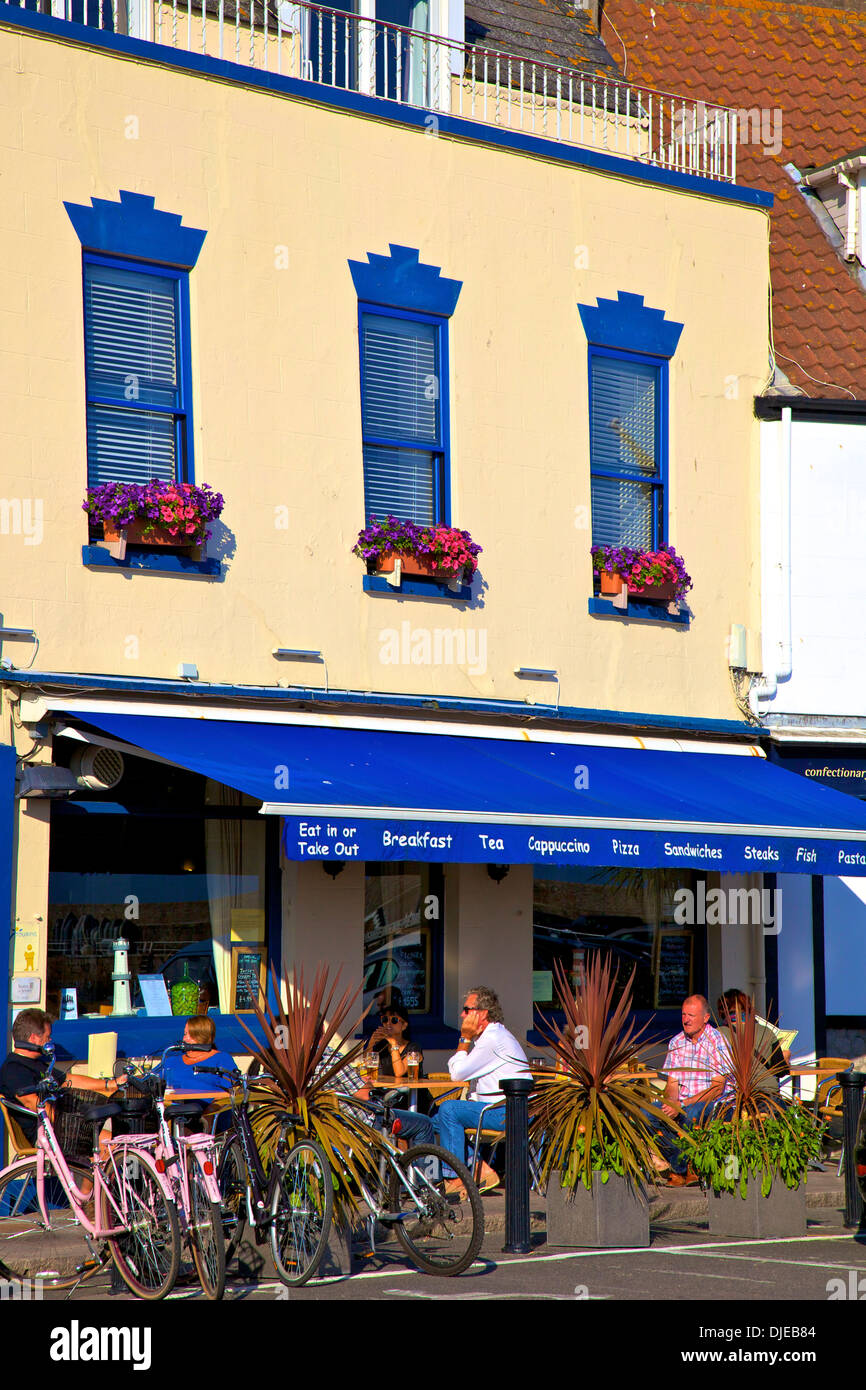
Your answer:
[368,1001,425,1107]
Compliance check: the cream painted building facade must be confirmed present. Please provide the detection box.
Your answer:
[3,0,824,1082]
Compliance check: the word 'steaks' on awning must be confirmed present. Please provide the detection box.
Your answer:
[53,705,866,874]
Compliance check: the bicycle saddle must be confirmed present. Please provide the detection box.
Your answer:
[163,1100,208,1120]
[83,1101,123,1123]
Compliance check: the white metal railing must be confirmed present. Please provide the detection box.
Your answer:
[11,0,738,182]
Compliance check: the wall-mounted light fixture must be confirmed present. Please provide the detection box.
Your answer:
[322,862,346,879]
[273,648,329,694]
[178,662,199,680]
[513,667,558,680]
[486,864,511,883]
[0,627,37,640]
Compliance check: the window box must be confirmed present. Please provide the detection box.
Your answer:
[375,551,456,582]
[102,519,199,561]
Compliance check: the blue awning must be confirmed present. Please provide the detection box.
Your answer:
[66,709,866,875]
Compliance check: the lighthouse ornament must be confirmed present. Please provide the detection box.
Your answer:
[112,937,134,1016]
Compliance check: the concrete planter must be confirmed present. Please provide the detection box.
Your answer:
[708,1178,806,1238]
[546,1172,650,1248]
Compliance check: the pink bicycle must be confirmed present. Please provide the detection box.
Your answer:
[117,1048,226,1300]
[0,1073,181,1299]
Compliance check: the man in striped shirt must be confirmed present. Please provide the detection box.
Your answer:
[655,995,732,1184]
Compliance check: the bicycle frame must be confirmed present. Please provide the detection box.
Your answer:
[2,1093,156,1243]
[195,1063,294,1233]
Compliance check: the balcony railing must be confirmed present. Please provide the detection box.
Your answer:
[7,0,738,182]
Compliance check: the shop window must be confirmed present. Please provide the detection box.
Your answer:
[47,774,266,1020]
[532,866,701,1017]
[364,862,444,1027]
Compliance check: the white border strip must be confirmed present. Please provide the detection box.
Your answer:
[33,695,765,757]
[262,802,866,840]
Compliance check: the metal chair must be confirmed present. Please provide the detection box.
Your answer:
[465,1097,545,1196]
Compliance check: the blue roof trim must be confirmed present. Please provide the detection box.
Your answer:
[0,668,758,737]
[578,291,684,358]
[64,189,207,268]
[0,6,773,211]
[348,245,462,317]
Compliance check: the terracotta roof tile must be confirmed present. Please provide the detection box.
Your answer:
[605,0,866,395]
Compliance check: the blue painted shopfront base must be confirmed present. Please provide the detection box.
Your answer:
[51,1013,268,1061]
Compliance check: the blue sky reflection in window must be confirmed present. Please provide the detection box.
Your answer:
[578,292,683,551]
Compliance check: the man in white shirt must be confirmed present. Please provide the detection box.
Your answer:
[434,985,531,1192]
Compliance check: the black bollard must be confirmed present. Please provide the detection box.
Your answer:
[836,1069,866,1229]
[501,1077,534,1254]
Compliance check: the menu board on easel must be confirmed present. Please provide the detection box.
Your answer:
[231,945,266,1014]
[654,930,693,1009]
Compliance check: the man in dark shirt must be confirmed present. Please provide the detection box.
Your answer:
[0,1007,120,1147]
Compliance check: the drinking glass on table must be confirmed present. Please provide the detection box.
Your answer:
[406,1050,421,1081]
[364,1050,380,1081]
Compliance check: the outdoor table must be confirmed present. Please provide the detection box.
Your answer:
[367,1075,465,1113]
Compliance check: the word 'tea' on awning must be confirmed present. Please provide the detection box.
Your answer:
[50,703,866,875]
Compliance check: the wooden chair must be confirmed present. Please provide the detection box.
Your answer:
[0,1098,37,1158]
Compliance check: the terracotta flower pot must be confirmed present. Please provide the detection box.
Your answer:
[375,551,459,581]
[627,580,678,601]
[103,519,195,548]
[598,571,625,596]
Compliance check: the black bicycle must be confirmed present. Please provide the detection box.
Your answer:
[196,1064,333,1288]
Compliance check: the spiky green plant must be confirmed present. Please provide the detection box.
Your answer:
[529,954,682,1194]
[238,962,387,1228]
[680,1002,824,1196]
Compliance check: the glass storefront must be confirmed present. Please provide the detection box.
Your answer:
[363,862,443,1018]
[47,754,266,1019]
[533,865,702,1014]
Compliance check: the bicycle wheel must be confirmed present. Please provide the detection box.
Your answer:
[269,1139,333,1287]
[216,1135,247,1265]
[387,1144,484,1275]
[0,1158,106,1290]
[99,1149,181,1300]
[187,1153,226,1300]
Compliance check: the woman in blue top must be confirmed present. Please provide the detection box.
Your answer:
[160,1015,236,1094]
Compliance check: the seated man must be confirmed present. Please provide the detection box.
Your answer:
[0,1008,122,1187]
[652,994,733,1185]
[434,985,532,1192]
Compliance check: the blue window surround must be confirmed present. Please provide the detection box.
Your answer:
[81,544,221,577]
[579,291,684,553]
[362,574,472,601]
[588,344,668,550]
[587,595,690,626]
[64,192,207,563]
[82,252,195,487]
[358,302,451,524]
[349,245,461,528]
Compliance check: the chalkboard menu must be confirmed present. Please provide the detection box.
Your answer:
[231,946,266,1014]
[653,930,693,1009]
